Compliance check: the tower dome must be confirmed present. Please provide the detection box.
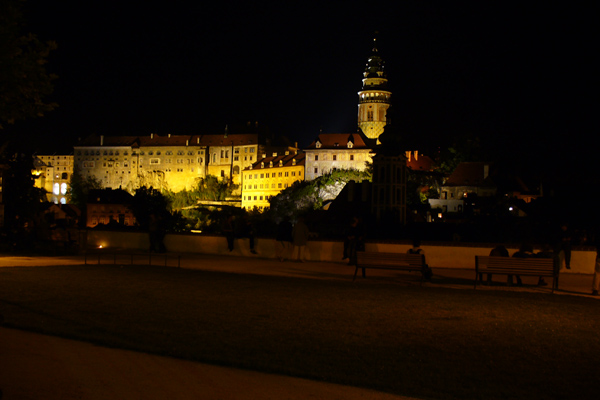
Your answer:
[357,37,392,143]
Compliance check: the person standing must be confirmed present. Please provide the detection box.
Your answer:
[222,215,235,252]
[292,216,310,262]
[343,216,364,266]
[558,223,572,269]
[275,217,293,262]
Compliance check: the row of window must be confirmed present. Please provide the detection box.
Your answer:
[246,170,301,179]
[308,154,355,161]
[244,183,289,190]
[243,195,273,201]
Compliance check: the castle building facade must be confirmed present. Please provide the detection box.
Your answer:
[74,133,262,193]
[303,133,374,181]
[33,154,74,204]
[242,152,305,210]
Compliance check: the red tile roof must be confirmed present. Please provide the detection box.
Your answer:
[305,133,372,149]
[445,162,495,186]
[247,152,306,170]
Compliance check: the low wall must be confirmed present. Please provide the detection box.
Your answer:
[86,230,597,274]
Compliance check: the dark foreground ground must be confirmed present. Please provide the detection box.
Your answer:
[0,261,599,400]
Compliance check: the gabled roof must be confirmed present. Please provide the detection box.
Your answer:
[445,162,495,187]
[305,133,374,150]
[192,134,260,147]
[246,152,306,170]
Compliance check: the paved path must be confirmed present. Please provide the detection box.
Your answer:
[0,252,597,399]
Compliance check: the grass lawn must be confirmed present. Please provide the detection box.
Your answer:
[1,264,598,399]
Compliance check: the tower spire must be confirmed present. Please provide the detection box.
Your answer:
[357,35,391,143]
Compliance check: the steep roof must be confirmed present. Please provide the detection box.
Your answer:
[247,152,305,170]
[305,133,374,150]
[445,162,495,187]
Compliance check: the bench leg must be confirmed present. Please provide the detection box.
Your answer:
[353,267,359,281]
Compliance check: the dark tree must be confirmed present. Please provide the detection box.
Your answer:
[0,0,57,128]
[2,149,46,232]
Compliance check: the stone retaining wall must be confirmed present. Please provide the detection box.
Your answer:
[86,230,597,274]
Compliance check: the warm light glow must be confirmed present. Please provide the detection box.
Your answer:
[438,213,443,219]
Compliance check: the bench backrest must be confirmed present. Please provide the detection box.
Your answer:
[476,256,556,276]
[357,251,425,267]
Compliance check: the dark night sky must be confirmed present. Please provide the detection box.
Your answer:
[6,2,595,187]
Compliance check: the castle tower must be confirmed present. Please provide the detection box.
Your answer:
[357,38,391,143]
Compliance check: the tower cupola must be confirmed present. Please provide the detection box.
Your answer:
[357,37,392,143]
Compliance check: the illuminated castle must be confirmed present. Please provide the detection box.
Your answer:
[357,38,391,143]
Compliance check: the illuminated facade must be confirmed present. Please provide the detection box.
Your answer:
[33,154,74,204]
[304,133,374,181]
[242,152,305,210]
[357,38,391,143]
[74,133,262,193]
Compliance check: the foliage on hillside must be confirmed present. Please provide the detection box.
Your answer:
[269,168,371,222]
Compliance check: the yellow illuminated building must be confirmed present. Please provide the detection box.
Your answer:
[74,133,262,193]
[242,152,306,210]
[304,133,374,181]
[33,154,74,204]
[357,38,391,143]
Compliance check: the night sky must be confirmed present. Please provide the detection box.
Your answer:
[6,2,595,188]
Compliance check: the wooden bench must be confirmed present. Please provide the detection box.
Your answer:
[354,251,426,283]
[84,251,181,268]
[475,256,558,292]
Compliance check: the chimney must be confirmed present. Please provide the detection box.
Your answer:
[100,135,104,146]
[186,139,189,146]
[151,133,154,139]
[483,164,489,179]
[168,133,171,138]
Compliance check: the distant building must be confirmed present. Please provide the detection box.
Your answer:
[242,152,305,210]
[86,189,136,228]
[33,154,74,204]
[430,162,496,214]
[441,162,497,200]
[304,133,374,181]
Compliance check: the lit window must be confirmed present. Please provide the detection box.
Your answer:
[60,183,67,195]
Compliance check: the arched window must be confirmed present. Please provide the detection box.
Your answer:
[60,183,68,195]
[53,183,60,195]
